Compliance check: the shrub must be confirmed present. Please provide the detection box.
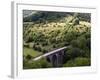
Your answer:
[42,48,48,53]
[63,57,90,67]
[24,44,29,48]
[63,59,76,67]
[41,42,48,46]
[74,57,90,66]
[63,42,69,46]
[36,46,42,52]
[84,32,91,39]
[31,61,42,68]
[23,58,52,69]
[53,44,56,48]
[37,58,52,68]
[71,40,78,47]
[26,54,32,60]
[72,17,79,25]
[23,60,42,69]
[26,36,33,42]
[86,38,91,49]
[64,32,76,43]
[66,47,81,59]
[77,36,87,49]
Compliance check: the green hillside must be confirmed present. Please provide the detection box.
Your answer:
[23,11,91,69]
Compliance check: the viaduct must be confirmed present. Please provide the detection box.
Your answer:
[33,47,67,67]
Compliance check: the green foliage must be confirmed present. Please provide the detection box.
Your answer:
[26,54,32,60]
[23,58,52,69]
[23,11,91,69]
[37,58,52,68]
[72,17,79,25]
[63,32,76,42]
[23,59,42,69]
[77,36,87,49]
[63,57,90,67]
[23,47,42,58]
[74,57,90,66]
[63,59,76,67]
[71,40,79,47]
[42,48,48,53]
[86,38,91,49]
[66,47,82,59]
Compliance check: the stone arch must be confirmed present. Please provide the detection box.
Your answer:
[52,54,57,67]
[57,51,63,67]
[46,56,50,62]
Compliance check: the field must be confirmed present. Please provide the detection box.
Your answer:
[23,11,91,69]
[23,47,42,58]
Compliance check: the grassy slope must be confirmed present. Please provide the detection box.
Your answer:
[23,47,42,57]
[24,16,90,57]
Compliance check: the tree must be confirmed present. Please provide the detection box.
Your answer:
[72,17,79,25]
[26,36,33,42]
[64,32,76,43]
[86,38,91,49]
[26,54,32,60]
[71,40,78,47]
[77,36,87,49]
[42,48,48,53]
[38,58,52,68]
[66,47,81,59]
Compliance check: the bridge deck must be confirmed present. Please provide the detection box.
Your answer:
[33,47,67,61]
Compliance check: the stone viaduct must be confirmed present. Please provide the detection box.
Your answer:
[33,47,67,67]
